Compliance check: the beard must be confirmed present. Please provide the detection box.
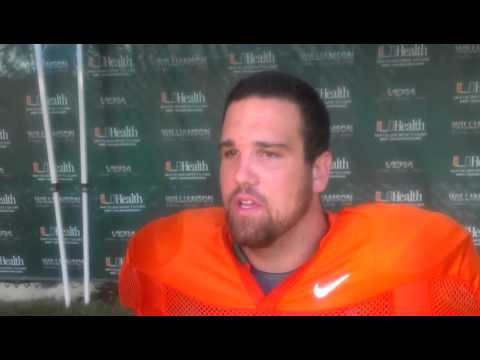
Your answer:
[225,179,313,249]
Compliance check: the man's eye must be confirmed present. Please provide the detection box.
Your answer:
[259,150,279,159]
[223,149,237,158]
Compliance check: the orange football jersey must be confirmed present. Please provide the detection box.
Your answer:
[119,203,480,315]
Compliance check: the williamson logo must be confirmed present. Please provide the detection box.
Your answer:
[299,48,354,66]
[321,192,353,209]
[331,123,354,138]
[26,129,75,143]
[41,257,83,269]
[160,128,211,142]
[455,45,480,59]
[448,192,480,206]
[165,194,214,208]
[155,54,207,70]
[99,192,146,213]
[451,119,480,135]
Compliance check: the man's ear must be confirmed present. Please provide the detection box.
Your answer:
[312,151,332,194]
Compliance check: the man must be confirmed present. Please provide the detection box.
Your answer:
[119,71,480,315]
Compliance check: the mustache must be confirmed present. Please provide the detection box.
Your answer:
[227,186,267,206]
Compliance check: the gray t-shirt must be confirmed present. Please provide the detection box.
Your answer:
[250,266,295,295]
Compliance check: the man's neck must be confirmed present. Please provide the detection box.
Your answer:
[241,203,329,273]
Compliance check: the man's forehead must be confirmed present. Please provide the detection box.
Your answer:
[221,96,303,141]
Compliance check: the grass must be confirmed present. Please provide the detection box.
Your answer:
[0,281,135,316]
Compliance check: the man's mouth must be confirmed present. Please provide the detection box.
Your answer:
[232,194,263,213]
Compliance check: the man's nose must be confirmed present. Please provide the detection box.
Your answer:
[234,155,259,186]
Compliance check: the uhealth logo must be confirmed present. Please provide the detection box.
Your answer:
[0,256,26,273]
[0,128,11,149]
[375,118,427,141]
[93,126,140,147]
[88,54,135,76]
[451,155,480,176]
[377,44,430,67]
[99,192,146,213]
[228,50,277,74]
[454,81,480,104]
[39,225,81,245]
[25,93,70,115]
[0,193,19,213]
[164,160,211,181]
[330,157,351,179]
[160,90,208,113]
[32,161,77,181]
[316,86,351,109]
[375,189,424,206]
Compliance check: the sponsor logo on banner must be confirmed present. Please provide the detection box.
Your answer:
[321,192,354,207]
[299,48,354,66]
[378,159,422,174]
[316,86,352,109]
[164,160,211,181]
[32,160,77,181]
[0,229,15,243]
[93,126,140,147]
[160,90,208,113]
[451,120,480,135]
[0,193,19,213]
[331,123,354,138]
[39,225,82,245]
[454,81,480,104]
[25,93,71,115]
[0,128,11,149]
[0,256,26,274]
[33,194,81,208]
[227,50,277,74]
[87,54,135,77]
[385,87,418,100]
[26,129,76,143]
[330,157,352,179]
[26,58,70,73]
[160,128,211,142]
[41,257,83,269]
[154,54,207,70]
[105,228,135,242]
[165,194,214,208]
[97,95,130,109]
[103,164,133,177]
[450,155,480,177]
[375,189,424,207]
[448,191,480,206]
[105,256,124,275]
[465,225,480,246]
[455,45,480,59]
[375,118,427,141]
[99,192,146,213]
[377,44,430,67]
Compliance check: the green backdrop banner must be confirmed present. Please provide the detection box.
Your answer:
[0,44,478,281]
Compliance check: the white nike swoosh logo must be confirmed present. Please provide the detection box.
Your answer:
[313,273,350,299]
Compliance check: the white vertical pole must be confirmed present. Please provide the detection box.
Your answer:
[33,44,71,308]
[76,44,91,305]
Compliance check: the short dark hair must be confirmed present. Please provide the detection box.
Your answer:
[222,71,330,164]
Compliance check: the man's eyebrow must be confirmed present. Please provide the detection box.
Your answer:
[253,141,290,150]
[218,140,291,151]
[218,140,234,150]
